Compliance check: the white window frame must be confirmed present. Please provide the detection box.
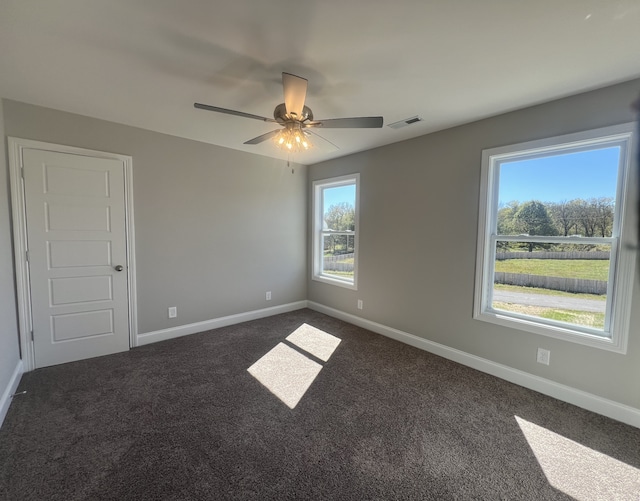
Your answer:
[312,174,360,290]
[473,123,636,353]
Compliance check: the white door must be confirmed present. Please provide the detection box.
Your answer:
[22,148,130,368]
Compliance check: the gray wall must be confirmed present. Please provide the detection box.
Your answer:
[308,79,640,409]
[0,99,21,399]
[2,100,308,335]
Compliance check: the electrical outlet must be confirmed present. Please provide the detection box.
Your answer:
[357,299,363,310]
[536,348,550,365]
[266,291,272,301]
[168,306,177,319]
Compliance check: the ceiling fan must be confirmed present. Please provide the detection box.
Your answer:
[194,72,383,152]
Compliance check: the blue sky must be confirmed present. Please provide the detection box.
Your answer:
[498,146,620,205]
[323,184,355,211]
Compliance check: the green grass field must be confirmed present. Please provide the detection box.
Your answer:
[323,270,353,278]
[493,301,605,329]
[494,259,609,281]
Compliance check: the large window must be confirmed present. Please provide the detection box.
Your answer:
[312,174,359,289]
[474,124,636,352]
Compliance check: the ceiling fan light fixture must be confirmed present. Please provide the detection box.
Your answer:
[273,124,313,153]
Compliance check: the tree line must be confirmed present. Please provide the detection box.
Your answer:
[324,202,355,231]
[323,202,355,255]
[323,198,615,253]
[498,197,614,252]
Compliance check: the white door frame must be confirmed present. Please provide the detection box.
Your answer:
[8,137,138,371]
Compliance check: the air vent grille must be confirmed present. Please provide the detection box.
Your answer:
[387,116,423,129]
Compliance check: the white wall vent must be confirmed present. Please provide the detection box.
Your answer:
[387,116,423,129]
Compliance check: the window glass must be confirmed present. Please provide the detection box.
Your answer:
[312,175,359,289]
[322,185,356,281]
[492,241,611,330]
[497,147,619,238]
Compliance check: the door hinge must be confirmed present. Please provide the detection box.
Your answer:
[25,250,29,263]
[30,330,34,341]
[21,166,24,178]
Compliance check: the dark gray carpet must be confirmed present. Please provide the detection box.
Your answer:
[1,309,638,500]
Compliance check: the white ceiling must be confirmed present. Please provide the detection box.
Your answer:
[1,0,639,165]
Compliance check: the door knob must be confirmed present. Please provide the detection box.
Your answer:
[114,265,124,272]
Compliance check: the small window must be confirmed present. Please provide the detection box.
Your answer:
[312,174,359,289]
[474,124,636,352]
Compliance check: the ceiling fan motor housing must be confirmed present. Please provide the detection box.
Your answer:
[274,103,313,123]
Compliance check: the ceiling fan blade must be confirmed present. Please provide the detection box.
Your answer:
[243,129,280,145]
[194,103,276,123]
[282,72,308,118]
[306,116,384,128]
[307,130,339,151]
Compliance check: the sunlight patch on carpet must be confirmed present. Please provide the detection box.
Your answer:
[515,416,640,500]
[248,324,341,409]
[286,323,341,362]
[248,343,321,409]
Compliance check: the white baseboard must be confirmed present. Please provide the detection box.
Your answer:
[307,301,640,429]
[136,301,308,347]
[0,360,24,429]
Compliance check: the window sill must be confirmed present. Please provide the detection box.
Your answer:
[474,309,626,354]
[312,274,357,291]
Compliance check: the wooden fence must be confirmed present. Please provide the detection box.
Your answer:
[323,262,354,272]
[323,253,355,262]
[323,253,355,272]
[494,272,607,295]
[496,251,610,260]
